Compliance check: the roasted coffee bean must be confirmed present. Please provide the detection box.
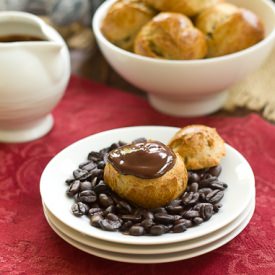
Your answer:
[90,214,103,228]
[173,223,187,233]
[193,217,204,225]
[89,207,103,216]
[88,151,102,162]
[199,176,218,187]
[198,188,213,195]
[72,202,89,216]
[90,177,98,188]
[188,172,200,184]
[183,210,200,219]
[79,190,97,204]
[99,194,114,208]
[151,207,167,214]
[106,213,120,221]
[66,178,75,185]
[109,143,120,151]
[73,168,89,180]
[120,221,133,231]
[67,180,80,196]
[90,169,104,180]
[79,181,93,191]
[166,205,184,214]
[82,162,97,171]
[190,182,199,193]
[150,225,167,236]
[141,210,154,220]
[210,182,226,190]
[182,192,199,205]
[94,181,109,194]
[174,219,192,228]
[104,205,115,214]
[140,219,154,229]
[200,204,213,221]
[121,214,142,223]
[97,161,105,169]
[129,225,145,236]
[206,190,224,204]
[154,213,176,224]
[117,200,132,214]
[100,218,121,231]
[193,203,213,211]
[208,165,222,177]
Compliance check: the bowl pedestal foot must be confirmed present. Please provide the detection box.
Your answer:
[148,91,228,117]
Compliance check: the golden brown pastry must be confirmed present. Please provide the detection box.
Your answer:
[195,3,265,57]
[134,12,207,60]
[168,125,226,170]
[104,141,188,208]
[143,0,224,17]
[101,0,156,51]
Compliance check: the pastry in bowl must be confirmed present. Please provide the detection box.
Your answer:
[143,0,224,17]
[101,0,156,51]
[104,141,188,208]
[168,125,226,170]
[195,3,265,57]
[134,12,207,60]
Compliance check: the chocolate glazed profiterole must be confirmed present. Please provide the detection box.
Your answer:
[104,141,188,208]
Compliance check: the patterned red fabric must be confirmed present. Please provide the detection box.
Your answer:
[0,76,275,275]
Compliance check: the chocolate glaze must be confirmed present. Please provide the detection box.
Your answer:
[107,141,176,179]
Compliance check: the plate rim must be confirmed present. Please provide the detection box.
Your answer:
[43,197,256,264]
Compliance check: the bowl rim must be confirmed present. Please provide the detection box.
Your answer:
[92,0,275,65]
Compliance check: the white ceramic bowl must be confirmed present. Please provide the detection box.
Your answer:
[93,0,275,116]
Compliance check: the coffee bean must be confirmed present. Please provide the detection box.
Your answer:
[82,162,97,171]
[200,204,213,221]
[182,192,199,205]
[141,210,154,220]
[193,217,204,225]
[90,214,103,228]
[79,181,93,191]
[117,200,132,214]
[140,219,154,229]
[166,205,184,214]
[100,219,121,231]
[190,182,199,193]
[199,176,218,187]
[193,203,213,211]
[183,210,200,219]
[65,178,75,185]
[132,137,147,144]
[88,151,102,162]
[73,169,89,180]
[154,213,176,224]
[150,225,166,236]
[173,223,187,233]
[210,182,226,190]
[188,172,200,184]
[97,161,105,169]
[99,194,113,208]
[206,190,224,204]
[129,225,145,236]
[106,213,120,221]
[198,188,213,195]
[89,207,103,216]
[109,143,120,151]
[67,180,80,196]
[120,221,133,231]
[174,219,192,228]
[79,190,97,204]
[121,215,142,223]
[151,207,167,214]
[104,205,115,214]
[213,203,222,213]
[94,181,109,194]
[72,202,89,216]
[208,165,222,177]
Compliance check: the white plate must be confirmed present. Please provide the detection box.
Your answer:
[44,192,254,254]
[40,126,255,245]
[43,197,255,264]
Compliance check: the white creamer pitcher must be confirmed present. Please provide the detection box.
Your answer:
[0,11,70,142]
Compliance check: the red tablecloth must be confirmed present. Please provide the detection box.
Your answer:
[0,76,274,275]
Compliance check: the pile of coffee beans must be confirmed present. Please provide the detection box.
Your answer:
[66,139,227,236]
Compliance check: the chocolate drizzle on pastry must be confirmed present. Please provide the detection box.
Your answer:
[107,141,176,179]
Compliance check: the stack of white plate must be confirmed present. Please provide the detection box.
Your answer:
[40,126,255,264]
